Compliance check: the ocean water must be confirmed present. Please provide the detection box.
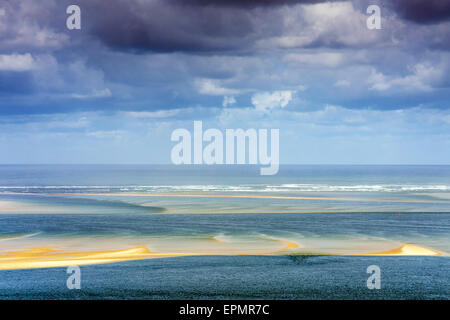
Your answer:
[0,165,449,299]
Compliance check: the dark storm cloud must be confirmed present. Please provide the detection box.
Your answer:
[84,0,254,53]
[77,0,450,54]
[391,0,450,24]
[75,0,268,53]
[171,0,328,7]
[2,0,450,55]
[72,0,336,53]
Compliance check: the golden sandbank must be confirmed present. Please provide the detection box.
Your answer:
[0,240,444,270]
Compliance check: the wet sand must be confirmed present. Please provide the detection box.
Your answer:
[359,243,442,256]
[0,240,444,270]
[51,192,441,203]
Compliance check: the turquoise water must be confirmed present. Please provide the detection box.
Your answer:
[0,165,449,299]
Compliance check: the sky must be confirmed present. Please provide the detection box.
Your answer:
[0,0,449,164]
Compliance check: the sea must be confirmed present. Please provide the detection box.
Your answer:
[0,164,448,299]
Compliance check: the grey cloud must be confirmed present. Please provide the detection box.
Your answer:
[170,0,330,7]
[81,0,450,53]
[391,0,450,24]
[0,0,69,52]
[3,0,450,55]
[1,0,449,118]
[61,0,339,54]
[79,0,261,53]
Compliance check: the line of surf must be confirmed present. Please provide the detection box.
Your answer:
[0,232,41,242]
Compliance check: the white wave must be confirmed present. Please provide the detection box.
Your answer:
[261,184,450,192]
[212,233,232,243]
[0,232,41,242]
[0,184,449,193]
